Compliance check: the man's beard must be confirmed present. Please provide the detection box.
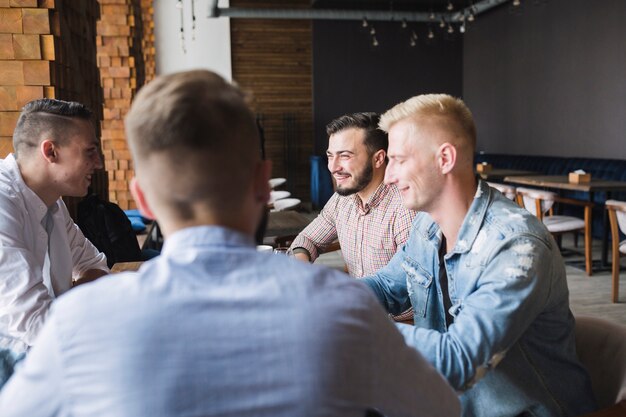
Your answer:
[336,161,374,196]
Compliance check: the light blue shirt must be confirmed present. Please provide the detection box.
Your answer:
[364,181,596,417]
[0,225,460,417]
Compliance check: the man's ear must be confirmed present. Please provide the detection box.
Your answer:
[437,142,457,174]
[130,178,156,220]
[253,160,272,204]
[40,139,57,163]
[372,149,386,168]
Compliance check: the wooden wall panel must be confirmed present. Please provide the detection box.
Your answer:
[230,0,313,203]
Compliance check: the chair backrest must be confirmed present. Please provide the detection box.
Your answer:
[269,190,291,204]
[606,200,626,234]
[516,187,557,218]
[575,316,626,408]
[487,182,517,200]
[272,198,301,211]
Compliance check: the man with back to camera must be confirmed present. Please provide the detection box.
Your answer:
[363,94,597,416]
[0,99,109,386]
[0,70,460,417]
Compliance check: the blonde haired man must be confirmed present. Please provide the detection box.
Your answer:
[0,73,460,417]
[364,94,596,416]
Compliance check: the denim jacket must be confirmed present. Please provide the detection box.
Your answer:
[364,181,596,417]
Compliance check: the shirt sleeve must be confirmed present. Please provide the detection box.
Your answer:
[0,314,64,417]
[60,202,109,278]
[0,197,54,348]
[362,219,417,316]
[289,194,339,261]
[396,234,555,390]
[314,278,461,417]
[393,205,417,248]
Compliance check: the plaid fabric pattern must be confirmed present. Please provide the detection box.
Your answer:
[291,183,416,278]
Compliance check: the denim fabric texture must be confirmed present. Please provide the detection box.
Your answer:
[364,181,597,417]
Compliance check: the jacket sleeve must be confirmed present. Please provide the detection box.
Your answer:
[60,202,109,278]
[396,233,556,390]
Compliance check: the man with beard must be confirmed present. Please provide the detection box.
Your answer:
[0,71,460,417]
[290,113,416,283]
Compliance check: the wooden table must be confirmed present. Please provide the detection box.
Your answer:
[111,261,143,273]
[477,168,538,181]
[265,211,311,238]
[504,175,626,267]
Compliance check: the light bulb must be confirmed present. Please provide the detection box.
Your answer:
[410,38,416,47]
[370,27,376,35]
[468,12,475,22]
[513,0,521,5]
[460,23,466,33]
[401,19,407,29]
[447,2,453,11]
[362,18,368,27]
[372,36,379,47]
[411,30,418,40]
[448,24,454,34]
[440,18,446,28]
[428,28,434,39]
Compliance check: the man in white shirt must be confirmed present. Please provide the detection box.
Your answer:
[0,70,460,417]
[0,99,109,384]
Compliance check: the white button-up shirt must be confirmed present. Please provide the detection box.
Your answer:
[0,154,108,353]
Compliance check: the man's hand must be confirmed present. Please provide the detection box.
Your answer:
[293,252,311,263]
[72,269,108,288]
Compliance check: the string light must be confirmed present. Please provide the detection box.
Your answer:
[177,0,185,54]
[191,0,196,41]
[362,17,368,27]
[372,36,379,47]
[446,1,454,11]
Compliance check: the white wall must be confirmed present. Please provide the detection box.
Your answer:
[154,0,232,80]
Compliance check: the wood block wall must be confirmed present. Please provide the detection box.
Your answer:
[0,0,107,217]
[230,0,313,203]
[97,0,153,210]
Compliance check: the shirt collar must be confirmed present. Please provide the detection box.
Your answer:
[354,182,390,214]
[451,180,491,254]
[5,154,51,224]
[162,225,256,256]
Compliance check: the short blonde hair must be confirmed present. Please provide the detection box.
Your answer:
[379,94,476,152]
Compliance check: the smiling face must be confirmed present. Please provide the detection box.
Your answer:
[53,119,103,198]
[326,128,374,196]
[384,117,444,213]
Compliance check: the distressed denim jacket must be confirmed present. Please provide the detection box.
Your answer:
[364,181,596,417]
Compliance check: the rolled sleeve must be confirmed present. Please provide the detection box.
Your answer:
[289,194,339,261]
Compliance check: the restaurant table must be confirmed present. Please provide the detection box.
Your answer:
[265,211,312,239]
[477,168,538,181]
[111,261,143,273]
[504,175,626,269]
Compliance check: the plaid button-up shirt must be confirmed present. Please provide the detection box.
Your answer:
[290,182,416,278]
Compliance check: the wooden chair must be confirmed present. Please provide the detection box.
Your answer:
[575,316,626,416]
[487,181,516,201]
[606,200,626,303]
[516,187,593,275]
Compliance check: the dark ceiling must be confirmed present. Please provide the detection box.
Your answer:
[312,0,473,13]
